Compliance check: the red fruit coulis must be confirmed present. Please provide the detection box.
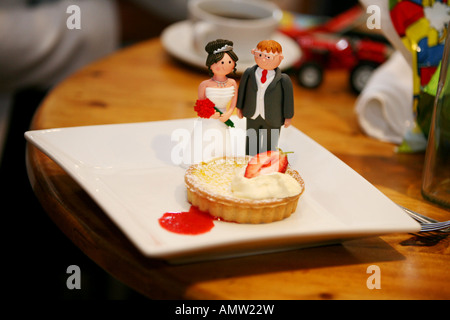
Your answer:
[158,206,215,235]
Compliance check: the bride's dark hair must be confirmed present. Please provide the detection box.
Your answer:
[205,39,239,76]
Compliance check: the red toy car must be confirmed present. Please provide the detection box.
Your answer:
[280,6,392,93]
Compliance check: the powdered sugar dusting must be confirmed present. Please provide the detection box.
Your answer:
[188,158,247,197]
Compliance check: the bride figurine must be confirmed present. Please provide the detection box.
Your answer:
[189,39,239,164]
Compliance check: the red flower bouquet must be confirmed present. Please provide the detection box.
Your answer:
[193,98,235,127]
[194,98,216,119]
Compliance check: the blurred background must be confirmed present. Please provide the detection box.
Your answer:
[1,0,358,299]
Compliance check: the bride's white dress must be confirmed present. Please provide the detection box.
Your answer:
[189,86,235,164]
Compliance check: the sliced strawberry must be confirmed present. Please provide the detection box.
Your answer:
[244,149,291,178]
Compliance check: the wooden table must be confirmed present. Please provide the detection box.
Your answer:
[26,38,449,300]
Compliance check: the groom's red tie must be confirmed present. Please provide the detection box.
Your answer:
[261,69,268,84]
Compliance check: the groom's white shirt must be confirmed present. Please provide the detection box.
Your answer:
[251,67,275,120]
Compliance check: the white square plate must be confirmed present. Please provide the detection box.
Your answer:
[25,117,420,263]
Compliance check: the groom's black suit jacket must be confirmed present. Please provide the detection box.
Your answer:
[236,65,294,128]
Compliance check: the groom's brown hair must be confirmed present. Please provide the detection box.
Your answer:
[256,40,282,54]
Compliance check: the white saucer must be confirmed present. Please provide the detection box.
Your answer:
[161,20,301,74]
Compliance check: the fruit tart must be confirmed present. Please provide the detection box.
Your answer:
[184,150,305,224]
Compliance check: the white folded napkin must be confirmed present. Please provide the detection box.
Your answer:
[355,51,414,144]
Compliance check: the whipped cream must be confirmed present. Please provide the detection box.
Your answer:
[231,168,302,200]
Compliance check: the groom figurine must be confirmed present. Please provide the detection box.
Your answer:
[236,40,294,155]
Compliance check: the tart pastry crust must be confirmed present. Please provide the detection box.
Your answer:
[184,157,305,224]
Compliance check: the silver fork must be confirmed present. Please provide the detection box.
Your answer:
[419,221,450,232]
[399,206,450,233]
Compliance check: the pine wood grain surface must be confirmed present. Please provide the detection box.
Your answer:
[26,38,449,300]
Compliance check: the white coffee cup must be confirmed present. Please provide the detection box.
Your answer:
[188,0,282,61]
